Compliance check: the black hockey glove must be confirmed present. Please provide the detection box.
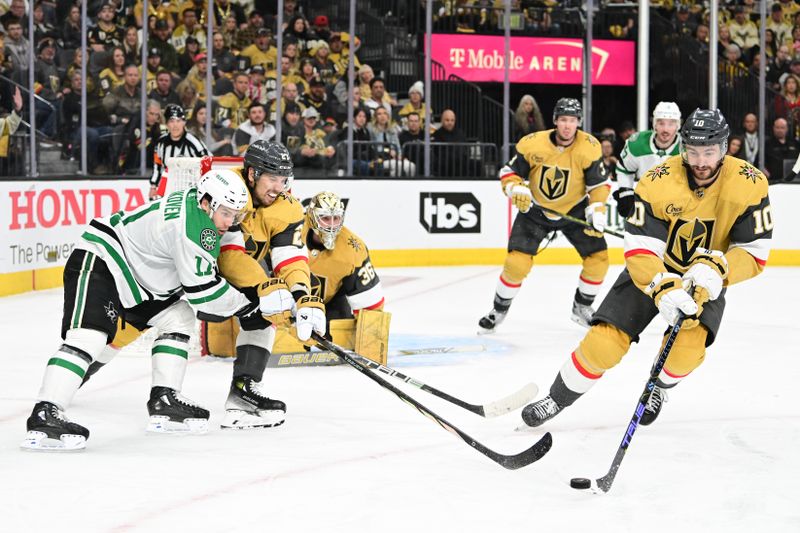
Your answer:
[613,187,635,218]
[235,297,269,331]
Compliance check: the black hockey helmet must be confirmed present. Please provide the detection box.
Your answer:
[552,97,582,124]
[164,103,186,121]
[680,108,729,147]
[243,140,294,190]
[680,108,729,165]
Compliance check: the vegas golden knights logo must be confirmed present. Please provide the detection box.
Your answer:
[310,272,327,300]
[665,218,715,268]
[537,165,569,201]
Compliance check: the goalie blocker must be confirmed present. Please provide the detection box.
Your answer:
[201,309,392,366]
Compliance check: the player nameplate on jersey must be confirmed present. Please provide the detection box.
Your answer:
[665,218,715,269]
[537,166,569,201]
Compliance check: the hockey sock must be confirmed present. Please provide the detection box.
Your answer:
[573,288,596,306]
[151,333,190,390]
[551,350,602,406]
[38,328,107,409]
[233,328,274,380]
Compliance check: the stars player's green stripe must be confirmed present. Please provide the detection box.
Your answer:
[47,357,86,378]
[186,282,229,304]
[122,202,160,225]
[82,232,144,304]
[152,346,189,359]
[72,253,94,329]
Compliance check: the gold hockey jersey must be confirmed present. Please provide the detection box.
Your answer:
[624,155,772,291]
[218,170,310,291]
[304,225,384,311]
[500,129,609,216]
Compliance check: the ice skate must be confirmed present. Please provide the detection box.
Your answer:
[146,386,210,434]
[570,300,595,328]
[640,385,668,426]
[478,309,507,334]
[221,376,286,429]
[520,396,564,428]
[21,401,89,451]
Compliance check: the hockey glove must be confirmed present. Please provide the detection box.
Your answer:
[583,202,607,238]
[645,272,700,329]
[612,187,635,218]
[258,278,295,326]
[505,183,532,213]
[682,248,728,315]
[295,295,326,342]
[235,298,268,331]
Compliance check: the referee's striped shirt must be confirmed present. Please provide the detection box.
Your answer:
[150,131,209,187]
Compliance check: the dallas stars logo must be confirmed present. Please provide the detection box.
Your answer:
[738,164,761,183]
[200,228,217,251]
[348,237,361,252]
[647,164,670,181]
[105,301,118,323]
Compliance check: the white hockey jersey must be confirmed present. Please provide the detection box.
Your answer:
[77,187,249,319]
[615,130,681,189]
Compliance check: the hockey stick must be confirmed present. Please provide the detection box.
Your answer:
[573,314,685,493]
[345,350,538,418]
[312,332,552,470]
[529,203,625,239]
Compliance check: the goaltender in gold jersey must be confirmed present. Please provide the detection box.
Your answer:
[479,97,611,333]
[521,108,772,430]
[206,191,390,365]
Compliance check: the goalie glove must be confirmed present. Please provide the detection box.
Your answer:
[258,278,295,326]
[645,272,700,329]
[505,182,532,213]
[295,295,326,341]
[612,187,635,218]
[583,202,607,238]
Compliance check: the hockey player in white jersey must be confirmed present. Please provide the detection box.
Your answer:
[613,102,682,217]
[21,169,270,451]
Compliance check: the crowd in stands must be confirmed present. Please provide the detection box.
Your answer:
[0,0,484,177]
[0,1,798,182]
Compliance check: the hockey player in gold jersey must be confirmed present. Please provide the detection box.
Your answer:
[521,109,772,428]
[479,98,611,332]
[212,140,326,429]
[203,191,390,364]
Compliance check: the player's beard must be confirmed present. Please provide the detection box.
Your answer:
[555,129,576,145]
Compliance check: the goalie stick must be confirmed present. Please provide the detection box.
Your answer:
[312,332,552,470]
[574,314,685,493]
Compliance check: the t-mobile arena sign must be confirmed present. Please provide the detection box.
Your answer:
[430,34,634,86]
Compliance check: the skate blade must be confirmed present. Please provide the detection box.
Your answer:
[20,431,86,451]
[146,416,208,435]
[220,409,286,430]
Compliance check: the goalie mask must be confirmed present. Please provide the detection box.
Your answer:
[306,191,345,250]
[197,168,248,224]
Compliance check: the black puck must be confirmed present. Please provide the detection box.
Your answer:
[570,477,591,490]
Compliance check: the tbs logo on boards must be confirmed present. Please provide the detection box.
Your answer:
[419,192,480,233]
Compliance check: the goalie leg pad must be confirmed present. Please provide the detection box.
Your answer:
[355,309,392,365]
[204,318,238,358]
[659,325,708,387]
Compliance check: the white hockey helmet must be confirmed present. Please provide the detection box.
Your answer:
[306,191,345,250]
[652,101,682,122]
[196,168,248,221]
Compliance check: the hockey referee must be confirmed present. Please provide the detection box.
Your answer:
[150,103,208,200]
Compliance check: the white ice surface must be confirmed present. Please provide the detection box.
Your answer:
[1,265,798,533]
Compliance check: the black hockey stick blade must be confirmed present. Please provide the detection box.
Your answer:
[312,332,553,469]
